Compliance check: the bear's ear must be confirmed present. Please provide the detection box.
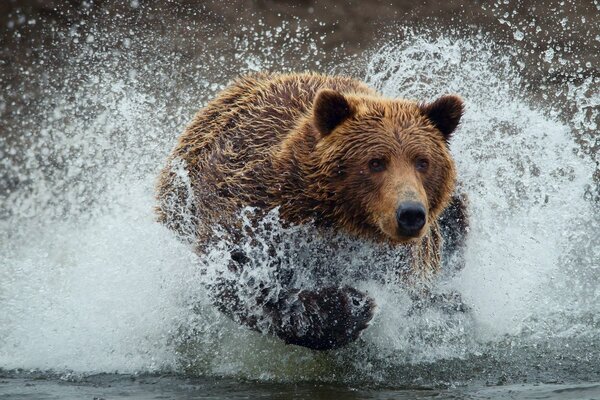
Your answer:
[313,89,355,136]
[420,95,464,142]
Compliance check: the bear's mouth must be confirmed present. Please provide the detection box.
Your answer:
[394,230,427,243]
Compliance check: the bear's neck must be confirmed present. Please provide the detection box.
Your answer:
[266,119,337,228]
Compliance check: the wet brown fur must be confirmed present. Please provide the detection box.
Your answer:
[157,73,460,270]
[156,72,465,349]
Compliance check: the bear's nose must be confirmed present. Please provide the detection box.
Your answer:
[396,202,426,237]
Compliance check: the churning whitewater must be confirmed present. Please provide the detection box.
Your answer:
[0,26,598,386]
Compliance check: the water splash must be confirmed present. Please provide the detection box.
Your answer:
[0,17,598,387]
[365,34,597,335]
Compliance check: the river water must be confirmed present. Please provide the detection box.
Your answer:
[1,6,599,399]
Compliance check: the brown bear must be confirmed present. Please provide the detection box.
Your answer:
[156,72,467,350]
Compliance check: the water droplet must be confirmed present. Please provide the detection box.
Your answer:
[513,30,524,41]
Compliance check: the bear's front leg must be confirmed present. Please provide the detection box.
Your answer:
[210,276,376,350]
[265,286,376,350]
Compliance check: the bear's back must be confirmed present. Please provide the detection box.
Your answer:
[174,72,375,163]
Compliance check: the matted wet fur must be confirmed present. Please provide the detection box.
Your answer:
[156,72,468,350]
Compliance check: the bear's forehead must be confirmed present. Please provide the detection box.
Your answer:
[352,98,429,126]
[329,121,442,160]
[350,103,438,141]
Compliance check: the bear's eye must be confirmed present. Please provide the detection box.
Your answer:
[415,158,429,172]
[368,158,386,172]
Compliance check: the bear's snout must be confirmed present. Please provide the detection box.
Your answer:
[396,201,426,237]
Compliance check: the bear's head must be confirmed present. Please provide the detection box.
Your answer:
[309,89,463,244]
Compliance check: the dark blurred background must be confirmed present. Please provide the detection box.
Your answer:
[2,0,598,81]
